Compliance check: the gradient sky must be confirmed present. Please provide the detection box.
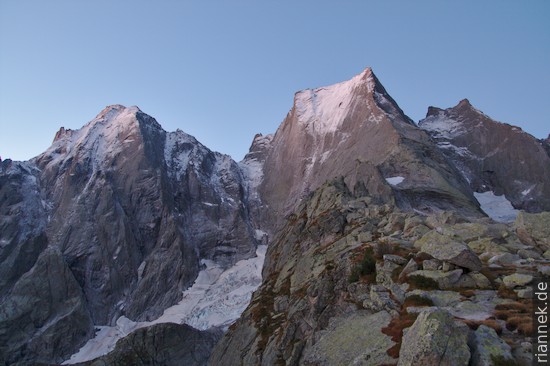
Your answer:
[1,1,549,162]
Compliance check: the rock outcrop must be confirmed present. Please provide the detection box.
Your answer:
[398,309,470,366]
[76,323,221,366]
[211,177,540,365]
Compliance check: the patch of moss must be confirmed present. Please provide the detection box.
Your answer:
[407,275,440,290]
[490,354,517,366]
[403,294,434,308]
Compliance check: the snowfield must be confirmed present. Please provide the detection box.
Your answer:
[474,191,519,223]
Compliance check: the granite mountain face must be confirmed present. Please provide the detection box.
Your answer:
[1,69,549,365]
[258,68,483,237]
[0,105,259,364]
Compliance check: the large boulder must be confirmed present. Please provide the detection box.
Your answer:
[514,211,550,250]
[302,311,395,366]
[468,325,514,366]
[408,269,463,289]
[398,309,470,366]
[502,273,533,289]
[416,230,482,271]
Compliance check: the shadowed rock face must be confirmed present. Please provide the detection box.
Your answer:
[419,99,550,212]
[75,323,222,366]
[0,105,258,364]
[258,68,481,235]
[0,247,93,365]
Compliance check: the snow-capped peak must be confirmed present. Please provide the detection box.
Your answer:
[293,67,377,134]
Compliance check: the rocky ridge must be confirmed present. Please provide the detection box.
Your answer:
[210,179,548,365]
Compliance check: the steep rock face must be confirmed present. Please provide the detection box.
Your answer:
[542,134,550,158]
[0,105,258,364]
[239,133,274,242]
[0,161,93,365]
[419,99,550,212]
[258,68,481,235]
[0,247,93,365]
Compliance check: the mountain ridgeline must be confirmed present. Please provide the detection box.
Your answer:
[0,68,548,365]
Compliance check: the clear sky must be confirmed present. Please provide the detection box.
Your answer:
[1,1,549,162]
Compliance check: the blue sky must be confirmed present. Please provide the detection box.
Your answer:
[1,1,549,161]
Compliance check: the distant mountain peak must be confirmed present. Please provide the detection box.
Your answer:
[457,98,472,108]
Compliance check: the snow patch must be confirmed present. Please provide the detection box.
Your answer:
[63,245,267,364]
[385,176,405,186]
[474,191,519,223]
[419,113,466,140]
[521,186,534,196]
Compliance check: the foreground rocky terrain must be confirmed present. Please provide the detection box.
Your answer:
[211,179,549,365]
[1,68,548,365]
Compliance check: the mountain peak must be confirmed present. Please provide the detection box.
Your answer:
[456,98,472,108]
[94,104,141,121]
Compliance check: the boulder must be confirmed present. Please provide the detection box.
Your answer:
[302,311,395,366]
[416,231,482,271]
[383,254,408,265]
[408,269,463,289]
[515,287,533,299]
[398,309,470,366]
[456,272,492,289]
[488,253,521,266]
[398,259,419,282]
[503,273,533,289]
[514,211,550,250]
[468,324,514,366]
[405,290,462,307]
[422,259,441,270]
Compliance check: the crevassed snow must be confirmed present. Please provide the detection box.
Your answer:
[474,191,519,223]
[63,245,267,364]
[385,176,405,186]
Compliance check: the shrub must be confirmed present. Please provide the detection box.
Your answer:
[349,247,377,283]
[463,319,503,334]
[359,247,376,276]
[349,267,360,283]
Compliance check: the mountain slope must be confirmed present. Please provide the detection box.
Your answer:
[419,99,550,212]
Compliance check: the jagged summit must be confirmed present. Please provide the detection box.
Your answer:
[420,100,550,212]
[292,67,413,135]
